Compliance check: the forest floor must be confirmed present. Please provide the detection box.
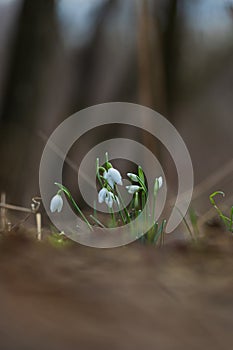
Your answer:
[0,228,232,350]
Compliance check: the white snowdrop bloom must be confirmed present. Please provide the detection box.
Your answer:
[126,185,141,194]
[127,172,139,182]
[105,191,115,208]
[103,171,114,188]
[98,188,109,203]
[105,192,120,209]
[50,194,63,213]
[98,188,119,208]
[104,167,122,188]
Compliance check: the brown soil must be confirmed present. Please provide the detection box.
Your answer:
[0,230,233,350]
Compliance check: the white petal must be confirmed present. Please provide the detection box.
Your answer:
[105,192,114,208]
[103,171,114,188]
[98,188,108,203]
[107,176,115,188]
[108,168,122,185]
[57,198,63,212]
[50,194,63,213]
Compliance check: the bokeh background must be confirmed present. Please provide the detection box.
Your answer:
[0,0,232,224]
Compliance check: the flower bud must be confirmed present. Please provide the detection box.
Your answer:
[126,185,141,194]
[127,173,139,182]
[50,194,63,213]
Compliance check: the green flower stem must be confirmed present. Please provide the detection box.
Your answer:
[175,206,195,241]
[93,200,97,219]
[141,190,145,210]
[105,152,109,163]
[115,186,131,223]
[189,208,200,238]
[153,178,160,223]
[109,207,116,227]
[154,219,166,245]
[134,192,140,218]
[96,157,99,172]
[118,209,127,224]
[138,165,145,182]
[90,214,106,228]
[137,177,147,193]
[55,182,93,231]
[136,169,149,225]
[209,191,231,228]
[114,194,127,224]
[96,158,104,187]
[152,192,157,224]
[141,190,149,225]
[230,207,233,232]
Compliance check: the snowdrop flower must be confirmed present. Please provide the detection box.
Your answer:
[126,185,141,194]
[105,191,115,208]
[98,188,109,203]
[104,167,122,188]
[105,192,120,208]
[127,172,139,182]
[98,188,119,208]
[50,194,63,213]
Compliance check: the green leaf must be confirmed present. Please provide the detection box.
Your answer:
[230,206,233,233]
[153,220,166,244]
[189,207,200,238]
[209,191,225,206]
[138,165,145,183]
[209,190,230,229]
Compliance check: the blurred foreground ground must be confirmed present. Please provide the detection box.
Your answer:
[0,230,232,350]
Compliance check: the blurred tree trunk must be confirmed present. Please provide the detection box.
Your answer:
[137,0,154,108]
[137,0,182,115]
[136,0,184,185]
[137,0,167,163]
[1,0,59,124]
[161,0,180,113]
[137,0,166,114]
[69,0,117,113]
[0,0,62,204]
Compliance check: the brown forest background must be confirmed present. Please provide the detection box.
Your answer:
[0,0,233,222]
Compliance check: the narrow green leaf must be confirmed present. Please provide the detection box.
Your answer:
[138,165,145,183]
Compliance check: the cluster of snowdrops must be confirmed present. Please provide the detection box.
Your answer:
[49,153,164,238]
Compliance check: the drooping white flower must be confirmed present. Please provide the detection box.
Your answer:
[104,167,122,188]
[50,194,63,213]
[98,188,109,203]
[127,172,139,182]
[126,185,141,194]
[98,188,119,208]
[103,171,114,188]
[105,191,114,208]
[106,192,120,208]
